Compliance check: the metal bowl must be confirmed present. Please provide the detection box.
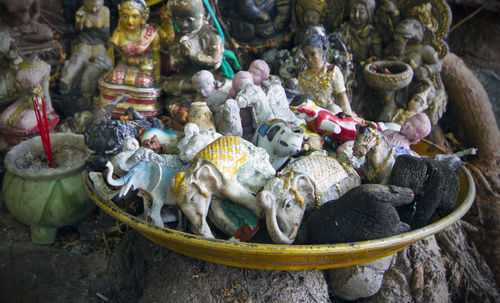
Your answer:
[84,140,475,270]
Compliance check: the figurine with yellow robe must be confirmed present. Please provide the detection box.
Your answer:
[95,0,162,117]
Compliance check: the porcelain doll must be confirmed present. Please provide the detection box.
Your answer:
[298,30,356,117]
[383,113,431,150]
[289,94,397,143]
[191,70,229,113]
[59,0,111,103]
[95,0,162,117]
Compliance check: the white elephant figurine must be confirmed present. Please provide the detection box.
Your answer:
[105,161,184,226]
[257,154,361,244]
[110,137,186,177]
[252,119,305,170]
[170,136,276,238]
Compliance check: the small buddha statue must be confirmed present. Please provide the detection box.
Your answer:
[216,0,293,58]
[59,0,111,108]
[0,0,61,64]
[0,0,53,43]
[339,0,382,67]
[94,0,162,118]
[294,0,327,45]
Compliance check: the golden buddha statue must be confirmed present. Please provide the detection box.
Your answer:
[95,0,162,118]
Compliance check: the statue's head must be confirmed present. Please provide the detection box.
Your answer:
[168,0,206,35]
[349,0,375,29]
[296,0,327,27]
[83,0,105,14]
[301,27,328,71]
[192,70,215,98]
[118,0,149,30]
[248,59,270,86]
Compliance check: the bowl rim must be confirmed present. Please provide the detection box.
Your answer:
[5,133,89,180]
[83,144,475,258]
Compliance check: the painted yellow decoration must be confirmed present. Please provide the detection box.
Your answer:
[194,136,248,182]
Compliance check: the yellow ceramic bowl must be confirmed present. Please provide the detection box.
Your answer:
[84,140,475,270]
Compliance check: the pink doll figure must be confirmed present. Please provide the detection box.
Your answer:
[229,71,255,99]
[290,94,395,143]
[384,113,431,150]
[248,59,270,86]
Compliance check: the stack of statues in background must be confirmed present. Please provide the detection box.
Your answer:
[0,0,465,248]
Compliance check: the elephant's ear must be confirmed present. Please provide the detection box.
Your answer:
[147,161,163,193]
[292,174,315,208]
[193,161,222,194]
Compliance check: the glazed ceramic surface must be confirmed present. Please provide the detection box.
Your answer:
[2,133,94,244]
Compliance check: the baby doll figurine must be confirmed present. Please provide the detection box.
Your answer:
[191,70,229,113]
[248,59,271,86]
[383,112,431,150]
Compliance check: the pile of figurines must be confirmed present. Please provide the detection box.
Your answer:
[0,0,474,244]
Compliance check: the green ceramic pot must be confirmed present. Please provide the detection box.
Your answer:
[2,133,94,244]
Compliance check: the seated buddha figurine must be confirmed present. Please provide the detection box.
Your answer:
[294,0,327,46]
[59,0,111,102]
[94,0,162,118]
[162,0,224,97]
[0,0,55,50]
[298,30,356,117]
[0,55,59,145]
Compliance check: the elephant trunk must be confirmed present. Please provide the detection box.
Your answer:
[257,191,296,245]
[105,161,127,187]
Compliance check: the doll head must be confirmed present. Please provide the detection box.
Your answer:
[248,59,270,86]
[400,113,431,144]
[192,70,215,98]
[229,71,254,98]
[301,27,328,72]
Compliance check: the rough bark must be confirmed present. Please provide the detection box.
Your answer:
[362,222,499,303]
[441,52,500,287]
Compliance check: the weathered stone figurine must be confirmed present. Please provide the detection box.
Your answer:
[59,0,111,100]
